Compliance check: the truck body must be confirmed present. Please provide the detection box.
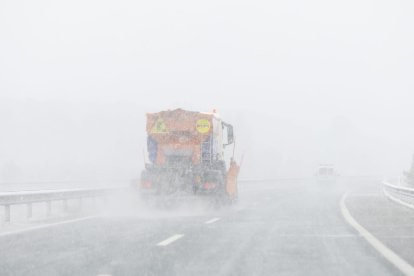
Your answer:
[140,109,237,202]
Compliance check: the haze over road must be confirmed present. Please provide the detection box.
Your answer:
[1,178,411,276]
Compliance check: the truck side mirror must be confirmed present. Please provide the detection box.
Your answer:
[227,125,234,144]
[222,122,234,146]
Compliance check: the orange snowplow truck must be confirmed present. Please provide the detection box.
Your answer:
[140,108,238,202]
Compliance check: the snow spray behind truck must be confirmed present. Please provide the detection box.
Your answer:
[139,108,239,203]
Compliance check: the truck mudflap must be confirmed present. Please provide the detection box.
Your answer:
[225,160,240,200]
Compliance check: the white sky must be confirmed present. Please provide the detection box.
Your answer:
[1,0,414,180]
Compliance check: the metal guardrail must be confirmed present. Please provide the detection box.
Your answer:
[383,180,414,209]
[0,187,126,223]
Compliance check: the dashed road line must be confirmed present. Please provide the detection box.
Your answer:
[205,218,220,224]
[157,234,184,246]
[340,192,414,276]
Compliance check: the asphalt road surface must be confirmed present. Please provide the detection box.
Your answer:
[0,178,410,276]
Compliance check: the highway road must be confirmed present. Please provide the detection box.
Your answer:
[0,178,411,276]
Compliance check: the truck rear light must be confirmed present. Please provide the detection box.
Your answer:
[203,182,216,190]
[141,180,152,189]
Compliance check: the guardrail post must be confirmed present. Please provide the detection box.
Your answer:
[0,187,121,221]
[5,205,10,222]
[27,203,32,218]
[46,201,52,217]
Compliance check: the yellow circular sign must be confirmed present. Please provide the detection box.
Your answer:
[196,119,211,134]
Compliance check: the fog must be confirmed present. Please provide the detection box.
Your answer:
[2,1,414,275]
[1,0,414,182]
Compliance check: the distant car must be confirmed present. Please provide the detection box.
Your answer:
[316,164,338,180]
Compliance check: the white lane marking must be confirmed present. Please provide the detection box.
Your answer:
[205,218,220,224]
[157,234,184,246]
[340,192,414,276]
[383,188,414,210]
[0,216,98,238]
